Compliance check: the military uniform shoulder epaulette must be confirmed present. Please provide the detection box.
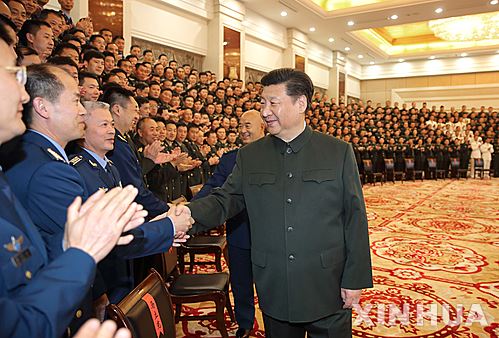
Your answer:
[46,148,66,162]
[117,134,127,142]
[69,155,83,166]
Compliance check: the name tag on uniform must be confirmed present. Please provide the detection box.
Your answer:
[11,248,32,267]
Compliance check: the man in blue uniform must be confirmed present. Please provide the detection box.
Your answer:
[4,64,193,329]
[0,36,138,338]
[193,110,265,337]
[69,101,187,303]
[101,86,172,218]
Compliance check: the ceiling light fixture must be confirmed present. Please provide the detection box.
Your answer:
[490,0,498,5]
[347,20,355,26]
[435,7,443,14]
[460,53,468,57]
[370,61,375,65]
[344,47,351,51]
[429,12,499,41]
[390,14,398,20]
[398,58,405,62]
[280,11,288,17]
[429,56,436,60]
[358,54,364,59]
[309,27,316,32]
[328,37,335,43]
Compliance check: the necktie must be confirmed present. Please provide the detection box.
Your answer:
[105,163,119,188]
[0,172,23,226]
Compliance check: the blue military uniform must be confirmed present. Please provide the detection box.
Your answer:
[4,130,176,331]
[69,147,134,303]
[108,130,168,217]
[194,149,255,331]
[0,170,96,338]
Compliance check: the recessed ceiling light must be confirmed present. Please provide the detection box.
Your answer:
[490,0,498,5]
[280,11,288,17]
[429,56,436,60]
[358,54,364,59]
[370,61,375,65]
[223,41,228,46]
[390,14,399,20]
[309,27,316,32]
[460,53,468,57]
[344,47,351,51]
[398,58,405,62]
[435,7,443,14]
[347,20,355,26]
[328,37,335,43]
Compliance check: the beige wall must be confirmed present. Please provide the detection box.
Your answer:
[361,71,499,106]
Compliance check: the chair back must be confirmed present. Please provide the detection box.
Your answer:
[427,158,437,169]
[450,158,460,168]
[362,159,373,172]
[404,158,415,169]
[107,269,176,338]
[161,247,179,277]
[474,158,484,168]
[384,158,394,170]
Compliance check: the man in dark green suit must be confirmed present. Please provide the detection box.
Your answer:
[178,68,372,337]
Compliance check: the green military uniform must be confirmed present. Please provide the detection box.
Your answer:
[189,126,372,323]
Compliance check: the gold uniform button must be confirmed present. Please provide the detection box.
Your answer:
[76,309,83,318]
[25,271,32,279]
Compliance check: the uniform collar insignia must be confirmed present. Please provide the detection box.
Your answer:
[47,148,66,162]
[4,235,23,252]
[88,160,98,167]
[117,134,127,142]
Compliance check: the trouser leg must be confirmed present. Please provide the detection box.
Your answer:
[228,245,255,330]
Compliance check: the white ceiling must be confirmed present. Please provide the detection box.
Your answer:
[239,0,499,65]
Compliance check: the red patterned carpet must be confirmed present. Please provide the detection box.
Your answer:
[175,179,499,337]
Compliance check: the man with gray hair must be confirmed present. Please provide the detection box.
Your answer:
[5,64,193,331]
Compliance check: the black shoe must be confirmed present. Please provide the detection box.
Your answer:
[235,328,251,338]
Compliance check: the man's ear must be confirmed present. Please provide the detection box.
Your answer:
[32,97,50,119]
[297,95,308,114]
[26,32,35,45]
[110,103,120,116]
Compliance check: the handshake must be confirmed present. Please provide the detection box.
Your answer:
[152,204,194,247]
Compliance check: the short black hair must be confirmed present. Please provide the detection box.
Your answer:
[135,96,149,107]
[78,71,100,86]
[135,82,149,91]
[37,9,63,21]
[53,42,79,57]
[23,64,67,126]
[0,15,17,46]
[83,50,104,62]
[47,56,78,69]
[89,34,105,43]
[101,86,134,109]
[143,49,152,56]
[112,35,124,42]
[18,20,51,47]
[261,68,313,110]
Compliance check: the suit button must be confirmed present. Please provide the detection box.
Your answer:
[76,309,83,318]
[287,172,293,178]
[286,198,292,204]
[288,254,295,261]
[25,270,32,279]
[287,226,293,232]
[286,147,292,154]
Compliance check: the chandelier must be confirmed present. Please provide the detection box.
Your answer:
[428,12,499,42]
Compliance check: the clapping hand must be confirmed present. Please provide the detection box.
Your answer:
[64,186,146,263]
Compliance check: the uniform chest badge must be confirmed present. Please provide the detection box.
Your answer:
[4,235,23,252]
